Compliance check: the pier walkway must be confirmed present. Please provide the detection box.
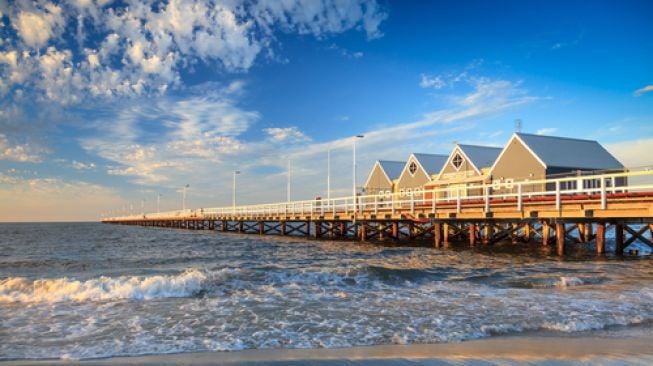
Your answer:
[103,170,653,256]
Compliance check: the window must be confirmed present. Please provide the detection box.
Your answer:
[408,161,418,176]
[452,153,464,171]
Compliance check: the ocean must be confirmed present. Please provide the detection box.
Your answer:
[1,222,653,361]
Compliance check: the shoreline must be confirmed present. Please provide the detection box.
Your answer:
[5,328,653,366]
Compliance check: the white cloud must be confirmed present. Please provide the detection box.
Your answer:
[420,74,446,89]
[264,127,311,143]
[72,160,96,170]
[80,82,259,185]
[606,138,653,168]
[536,127,558,135]
[0,0,387,104]
[0,134,48,162]
[13,3,65,48]
[0,172,125,222]
[633,85,653,97]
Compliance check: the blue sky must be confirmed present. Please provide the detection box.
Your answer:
[0,0,652,221]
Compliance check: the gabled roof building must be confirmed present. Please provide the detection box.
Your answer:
[489,132,625,192]
[363,160,405,197]
[395,153,448,198]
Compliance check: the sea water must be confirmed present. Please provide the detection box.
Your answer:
[1,222,653,360]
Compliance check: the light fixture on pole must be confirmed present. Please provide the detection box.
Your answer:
[327,148,331,201]
[233,170,240,211]
[182,184,189,210]
[287,159,291,203]
[353,135,364,214]
[353,135,364,198]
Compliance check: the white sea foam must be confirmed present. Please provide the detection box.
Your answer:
[556,276,585,288]
[0,269,208,303]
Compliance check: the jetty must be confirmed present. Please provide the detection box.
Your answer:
[103,169,653,256]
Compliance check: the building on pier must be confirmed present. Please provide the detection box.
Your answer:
[488,132,626,194]
[425,144,502,199]
[363,160,405,200]
[395,153,448,201]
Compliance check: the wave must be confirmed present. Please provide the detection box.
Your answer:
[0,269,210,303]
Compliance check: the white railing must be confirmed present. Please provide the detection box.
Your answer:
[103,168,653,222]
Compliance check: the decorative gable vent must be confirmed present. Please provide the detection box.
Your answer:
[408,161,418,176]
[452,153,464,171]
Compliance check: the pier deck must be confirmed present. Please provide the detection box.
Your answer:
[103,170,653,256]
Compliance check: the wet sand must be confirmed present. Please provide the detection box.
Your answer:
[5,328,653,366]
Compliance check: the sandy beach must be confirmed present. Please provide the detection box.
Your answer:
[5,327,653,366]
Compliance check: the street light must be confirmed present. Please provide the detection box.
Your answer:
[353,135,364,198]
[182,184,189,210]
[233,170,240,211]
[353,135,364,214]
[287,159,291,203]
[327,147,331,201]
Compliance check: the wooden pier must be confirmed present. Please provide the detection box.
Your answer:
[103,170,653,256]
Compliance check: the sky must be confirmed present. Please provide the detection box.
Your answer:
[0,0,652,222]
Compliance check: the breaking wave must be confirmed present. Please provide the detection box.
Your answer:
[0,269,210,303]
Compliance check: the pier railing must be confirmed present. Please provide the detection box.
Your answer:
[104,168,653,222]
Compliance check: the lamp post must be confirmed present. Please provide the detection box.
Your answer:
[353,135,364,213]
[287,159,291,203]
[327,148,331,201]
[233,170,240,211]
[182,184,189,210]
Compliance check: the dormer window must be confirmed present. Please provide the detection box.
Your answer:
[452,153,464,171]
[408,161,418,176]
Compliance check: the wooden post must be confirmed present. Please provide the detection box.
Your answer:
[556,222,565,256]
[408,222,415,240]
[378,223,385,240]
[360,222,367,242]
[469,223,476,246]
[615,223,624,255]
[512,223,519,244]
[443,223,450,245]
[542,221,550,246]
[392,222,399,239]
[258,221,264,235]
[434,222,442,248]
[596,222,605,255]
[523,223,531,243]
[329,222,334,239]
[482,223,491,245]
[353,222,359,241]
[222,220,227,232]
[238,220,244,233]
[281,221,286,236]
[577,223,585,243]
[313,221,321,239]
[305,221,311,239]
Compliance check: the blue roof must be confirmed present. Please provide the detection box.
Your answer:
[413,153,449,174]
[516,133,624,170]
[457,144,502,170]
[378,160,405,180]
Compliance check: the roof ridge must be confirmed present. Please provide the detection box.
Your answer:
[412,152,448,156]
[457,144,502,149]
[516,132,600,144]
